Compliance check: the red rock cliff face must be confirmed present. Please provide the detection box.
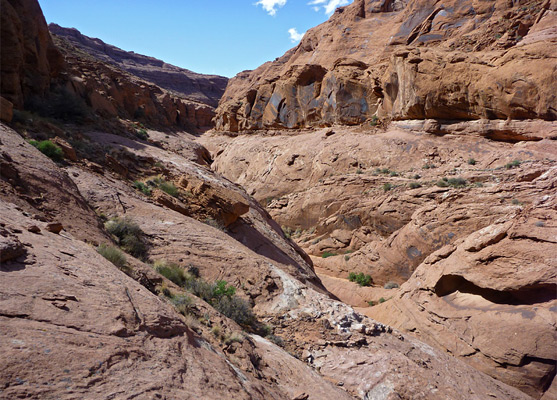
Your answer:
[49,24,228,109]
[214,0,557,131]
[0,0,63,108]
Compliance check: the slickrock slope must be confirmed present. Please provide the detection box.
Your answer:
[49,24,228,109]
[202,121,557,397]
[1,120,533,399]
[214,0,556,131]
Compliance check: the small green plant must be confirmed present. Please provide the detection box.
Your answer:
[383,183,393,192]
[474,182,484,188]
[389,171,399,177]
[370,115,378,126]
[97,244,127,269]
[282,226,293,239]
[436,179,449,188]
[133,180,152,196]
[136,128,149,140]
[468,158,477,165]
[511,199,522,206]
[422,163,436,170]
[160,181,180,197]
[367,300,376,306]
[322,251,337,258]
[505,160,521,169]
[408,182,422,189]
[356,168,363,174]
[348,272,373,287]
[412,174,421,180]
[224,332,245,345]
[344,255,350,261]
[170,294,193,315]
[379,297,386,303]
[29,140,64,162]
[154,260,187,286]
[447,177,467,188]
[384,281,399,289]
[105,217,146,258]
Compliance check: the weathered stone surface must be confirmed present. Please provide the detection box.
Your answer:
[0,97,13,122]
[215,0,557,131]
[0,0,63,108]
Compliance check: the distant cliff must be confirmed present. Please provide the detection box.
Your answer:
[49,24,228,109]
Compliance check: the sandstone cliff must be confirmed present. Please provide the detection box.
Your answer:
[214,0,556,131]
[49,24,228,109]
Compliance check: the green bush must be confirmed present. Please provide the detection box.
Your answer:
[379,297,386,303]
[97,244,127,269]
[408,182,422,189]
[29,140,64,162]
[133,181,152,196]
[367,300,376,306]
[155,260,187,286]
[384,281,399,289]
[322,251,337,258]
[170,294,193,315]
[505,160,521,169]
[383,183,393,192]
[468,158,476,165]
[160,181,180,197]
[422,163,436,169]
[204,217,226,231]
[214,295,256,326]
[447,177,467,188]
[105,217,146,258]
[436,179,449,188]
[348,272,373,287]
[136,128,149,141]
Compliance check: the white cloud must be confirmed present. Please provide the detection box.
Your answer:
[288,28,305,43]
[256,0,287,16]
[308,0,350,15]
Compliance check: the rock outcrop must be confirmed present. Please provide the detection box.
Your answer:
[49,24,228,109]
[0,0,64,109]
[214,0,557,131]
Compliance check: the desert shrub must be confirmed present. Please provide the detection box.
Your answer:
[511,199,522,206]
[170,294,193,315]
[379,297,386,303]
[160,181,180,197]
[356,168,363,174]
[267,334,285,347]
[505,159,521,169]
[154,260,187,286]
[344,255,350,261]
[348,272,373,287]
[370,115,378,126]
[384,281,399,289]
[214,295,256,326]
[97,244,126,269]
[389,171,399,177]
[468,158,476,165]
[408,182,422,189]
[422,163,436,169]
[224,332,245,345]
[436,179,449,188]
[105,217,146,258]
[412,174,421,179]
[447,177,467,188]
[322,251,337,258]
[29,140,64,162]
[367,300,376,306]
[383,183,393,192]
[133,181,152,196]
[282,226,293,239]
[187,265,200,278]
[136,128,149,140]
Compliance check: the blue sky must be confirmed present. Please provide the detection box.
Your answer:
[38,0,352,78]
